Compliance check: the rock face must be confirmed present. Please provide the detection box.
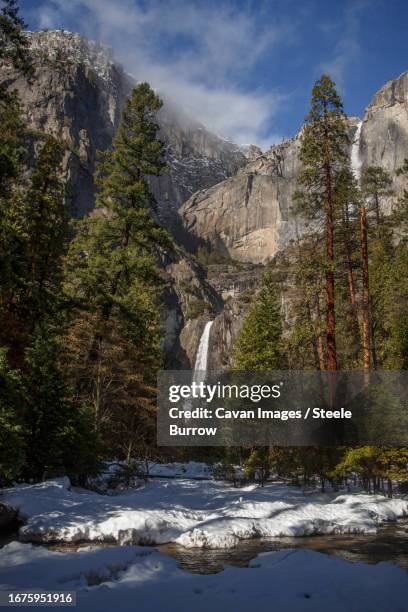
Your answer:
[180,74,408,265]
[360,70,408,207]
[1,31,130,217]
[151,103,246,229]
[161,250,223,368]
[0,30,245,222]
[180,137,302,264]
[0,30,245,367]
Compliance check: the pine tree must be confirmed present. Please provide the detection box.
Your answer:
[0,0,32,102]
[333,168,361,363]
[233,271,284,370]
[64,83,169,459]
[361,166,393,228]
[294,75,349,370]
[0,137,67,367]
[355,165,394,370]
[0,347,25,482]
[22,329,100,481]
[286,231,326,369]
[383,240,408,368]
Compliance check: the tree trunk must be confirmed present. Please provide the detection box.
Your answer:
[359,204,370,371]
[315,296,326,370]
[325,163,337,371]
[342,203,360,339]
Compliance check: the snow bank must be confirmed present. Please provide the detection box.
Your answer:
[3,478,407,549]
[1,541,407,612]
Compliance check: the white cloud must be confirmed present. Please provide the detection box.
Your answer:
[32,0,291,147]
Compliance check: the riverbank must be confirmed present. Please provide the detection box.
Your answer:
[1,539,408,612]
[2,476,407,548]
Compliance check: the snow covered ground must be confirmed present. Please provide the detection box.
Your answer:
[2,474,408,611]
[1,540,407,612]
[2,475,408,548]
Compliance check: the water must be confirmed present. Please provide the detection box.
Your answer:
[193,321,213,382]
[3,519,407,575]
[159,519,408,574]
[351,120,363,181]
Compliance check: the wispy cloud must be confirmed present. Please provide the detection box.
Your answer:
[320,0,370,90]
[32,0,292,147]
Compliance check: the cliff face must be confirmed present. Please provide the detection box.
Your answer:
[180,136,302,264]
[1,31,130,217]
[0,30,247,368]
[180,74,408,265]
[360,70,408,209]
[0,30,245,222]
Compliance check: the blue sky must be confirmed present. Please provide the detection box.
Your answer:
[19,0,408,148]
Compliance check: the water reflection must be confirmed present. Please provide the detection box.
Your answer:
[159,519,408,574]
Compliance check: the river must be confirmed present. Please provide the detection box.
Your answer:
[2,519,407,575]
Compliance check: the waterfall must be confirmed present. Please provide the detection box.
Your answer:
[193,321,213,382]
[351,120,363,181]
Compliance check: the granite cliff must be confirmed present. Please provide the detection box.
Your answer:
[180,86,408,266]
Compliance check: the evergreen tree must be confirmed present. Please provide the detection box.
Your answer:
[361,166,393,228]
[64,83,169,459]
[359,166,393,370]
[333,168,361,364]
[0,137,67,367]
[294,75,349,370]
[0,0,32,101]
[383,240,408,368]
[233,271,284,370]
[0,347,25,482]
[22,330,100,482]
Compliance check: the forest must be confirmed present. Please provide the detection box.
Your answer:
[0,0,407,498]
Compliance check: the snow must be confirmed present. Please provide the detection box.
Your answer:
[1,541,407,612]
[2,477,407,549]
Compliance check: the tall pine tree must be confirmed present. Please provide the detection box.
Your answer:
[64,83,169,460]
[294,75,349,370]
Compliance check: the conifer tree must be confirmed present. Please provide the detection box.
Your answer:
[233,272,284,370]
[294,75,349,370]
[333,168,360,362]
[64,83,168,459]
[361,166,393,228]
[359,166,393,370]
[0,347,25,481]
[0,137,67,367]
[0,0,32,102]
[22,330,100,481]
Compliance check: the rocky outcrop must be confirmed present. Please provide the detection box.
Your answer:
[0,30,246,367]
[151,103,246,229]
[1,31,130,217]
[161,250,223,368]
[180,136,302,264]
[180,73,408,265]
[360,70,408,207]
[0,30,245,222]
[208,296,247,370]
